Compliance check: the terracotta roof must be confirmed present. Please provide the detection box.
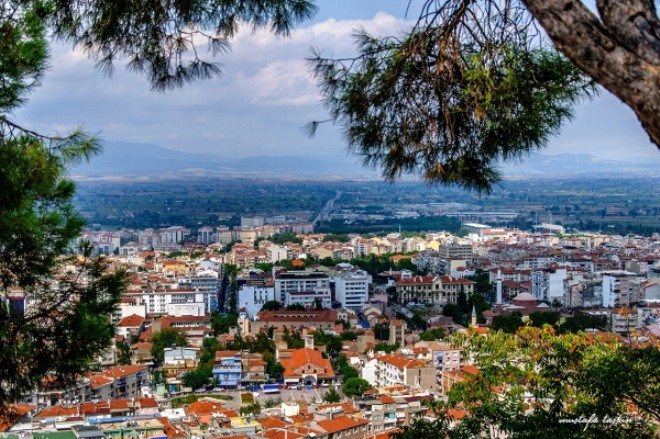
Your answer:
[34,405,78,419]
[118,314,145,327]
[214,350,241,361]
[186,400,228,416]
[315,415,368,433]
[461,365,480,376]
[440,276,475,284]
[377,354,426,370]
[97,365,147,379]
[260,416,289,430]
[88,374,114,389]
[281,348,335,379]
[0,405,36,432]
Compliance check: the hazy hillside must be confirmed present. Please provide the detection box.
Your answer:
[71,141,659,179]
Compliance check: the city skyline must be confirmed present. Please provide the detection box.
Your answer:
[13,0,660,165]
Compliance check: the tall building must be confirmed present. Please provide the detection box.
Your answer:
[333,267,372,311]
[274,269,330,304]
[238,284,276,318]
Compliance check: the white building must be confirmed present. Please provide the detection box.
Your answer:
[285,288,332,309]
[274,269,331,303]
[333,266,372,310]
[129,289,215,315]
[239,285,277,318]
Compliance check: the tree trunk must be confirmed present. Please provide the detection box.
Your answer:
[523,0,660,150]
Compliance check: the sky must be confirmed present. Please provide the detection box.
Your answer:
[13,0,660,164]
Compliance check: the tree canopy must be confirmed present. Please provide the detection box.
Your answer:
[151,328,188,362]
[308,1,596,192]
[395,326,660,438]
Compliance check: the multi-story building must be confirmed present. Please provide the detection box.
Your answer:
[602,271,643,308]
[285,289,332,309]
[274,269,331,304]
[212,351,242,388]
[396,275,475,305]
[197,226,215,244]
[354,394,399,434]
[531,268,567,303]
[389,320,406,347]
[163,347,200,393]
[333,267,372,311]
[127,288,215,315]
[364,354,437,392]
[238,284,277,318]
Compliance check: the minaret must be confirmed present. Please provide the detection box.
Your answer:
[471,305,477,327]
[496,269,503,305]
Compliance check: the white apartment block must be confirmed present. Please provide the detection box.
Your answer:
[285,289,332,309]
[127,289,215,315]
[239,285,277,318]
[333,269,372,310]
[602,271,642,308]
[274,270,331,303]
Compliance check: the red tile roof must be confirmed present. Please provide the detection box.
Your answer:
[315,415,368,433]
[118,314,145,327]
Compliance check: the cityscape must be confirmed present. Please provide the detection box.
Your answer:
[1,211,659,438]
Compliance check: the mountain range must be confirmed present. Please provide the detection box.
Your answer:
[70,141,659,180]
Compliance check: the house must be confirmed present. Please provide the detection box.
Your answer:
[212,351,243,388]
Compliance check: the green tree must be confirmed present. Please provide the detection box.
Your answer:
[116,343,132,366]
[374,343,399,354]
[212,313,238,335]
[529,311,560,328]
[282,328,305,349]
[342,378,371,397]
[151,328,188,362]
[323,386,341,403]
[271,233,302,245]
[559,313,607,334]
[0,4,127,402]
[261,300,281,311]
[308,0,660,189]
[322,234,350,243]
[182,370,209,390]
[491,311,525,334]
[419,327,446,342]
[394,327,659,438]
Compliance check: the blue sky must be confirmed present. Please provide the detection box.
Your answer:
[13,0,660,164]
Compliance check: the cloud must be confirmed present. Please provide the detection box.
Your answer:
[10,9,659,166]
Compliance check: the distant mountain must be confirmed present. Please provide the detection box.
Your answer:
[500,152,660,176]
[70,141,659,179]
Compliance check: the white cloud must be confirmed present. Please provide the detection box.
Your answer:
[10,9,659,166]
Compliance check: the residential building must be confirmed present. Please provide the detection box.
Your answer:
[365,354,437,392]
[274,269,331,303]
[212,351,243,388]
[333,267,372,311]
[285,289,332,309]
[239,284,277,318]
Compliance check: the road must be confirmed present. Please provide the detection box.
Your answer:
[313,190,342,226]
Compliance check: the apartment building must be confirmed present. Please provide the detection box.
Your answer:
[274,269,331,303]
[239,284,277,318]
[364,355,437,392]
[212,351,243,388]
[333,267,372,311]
